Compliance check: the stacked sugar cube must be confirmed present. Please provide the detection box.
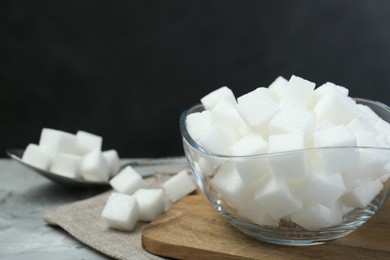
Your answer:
[101,167,196,231]
[22,128,120,182]
[186,75,390,230]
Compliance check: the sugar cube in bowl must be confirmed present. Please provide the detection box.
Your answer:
[180,75,390,246]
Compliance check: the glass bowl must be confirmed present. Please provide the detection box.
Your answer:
[179,98,390,246]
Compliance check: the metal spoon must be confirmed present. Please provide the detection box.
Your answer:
[6,148,188,189]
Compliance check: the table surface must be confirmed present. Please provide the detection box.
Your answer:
[0,158,188,260]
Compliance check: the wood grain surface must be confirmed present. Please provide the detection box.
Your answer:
[142,190,390,259]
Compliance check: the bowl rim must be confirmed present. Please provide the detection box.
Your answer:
[179,97,390,158]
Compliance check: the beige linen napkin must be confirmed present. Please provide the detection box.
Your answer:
[43,173,173,260]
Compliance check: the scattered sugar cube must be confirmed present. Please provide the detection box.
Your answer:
[163,170,196,203]
[50,153,82,179]
[22,143,52,170]
[109,166,143,195]
[103,149,121,177]
[133,189,165,222]
[39,128,76,154]
[101,192,139,231]
[79,150,110,182]
[279,75,315,108]
[75,130,103,155]
[201,86,236,111]
[268,132,309,179]
[313,91,358,125]
[268,76,288,100]
[186,110,212,142]
[300,173,346,208]
[198,125,236,154]
[269,106,316,139]
[291,202,343,230]
[342,179,383,208]
[236,87,279,135]
[254,178,303,219]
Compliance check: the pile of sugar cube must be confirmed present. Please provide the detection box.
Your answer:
[22,128,120,182]
[186,75,390,230]
[101,167,196,231]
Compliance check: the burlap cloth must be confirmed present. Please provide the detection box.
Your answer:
[43,172,175,260]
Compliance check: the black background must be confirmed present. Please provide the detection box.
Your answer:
[1,1,390,158]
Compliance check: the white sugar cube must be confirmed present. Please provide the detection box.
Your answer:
[133,189,165,222]
[371,158,390,182]
[229,135,270,183]
[376,134,390,148]
[309,82,349,108]
[375,118,390,136]
[316,120,336,132]
[342,179,383,208]
[101,192,139,231]
[300,173,346,207]
[381,173,390,183]
[237,199,279,227]
[212,99,249,140]
[75,130,103,155]
[313,125,358,172]
[354,131,379,147]
[268,76,288,100]
[279,75,315,108]
[254,178,303,219]
[344,145,389,180]
[103,150,121,177]
[163,170,196,203]
[236,87,279,135]
[347,116,377,135]
[186,110,212,142]
[210,161,249,208]
[357,104,381,122]
[269,106,316,139]
[109,166,143,195]
[314,125,356,147]
[229,134,267,156]
[50,153,82,179]
[22,143,52,170]
[201,86,236,111]
[39,128,76,154]
[79,150,110,182]
[291,202,343,230]
[268,132,309,179]
[313,91,358,125]
[198,125,236,155]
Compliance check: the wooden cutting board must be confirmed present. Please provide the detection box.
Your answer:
[142,190,390,259]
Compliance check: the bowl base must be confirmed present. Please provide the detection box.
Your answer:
[215,192,389,246]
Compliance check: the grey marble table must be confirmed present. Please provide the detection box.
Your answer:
[0,157,188,260]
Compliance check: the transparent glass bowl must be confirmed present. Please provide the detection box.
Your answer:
[180,98,390,246]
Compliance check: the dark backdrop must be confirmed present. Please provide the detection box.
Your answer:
[1,1,390,158]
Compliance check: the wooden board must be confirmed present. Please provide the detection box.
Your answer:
[142,191,390,259]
